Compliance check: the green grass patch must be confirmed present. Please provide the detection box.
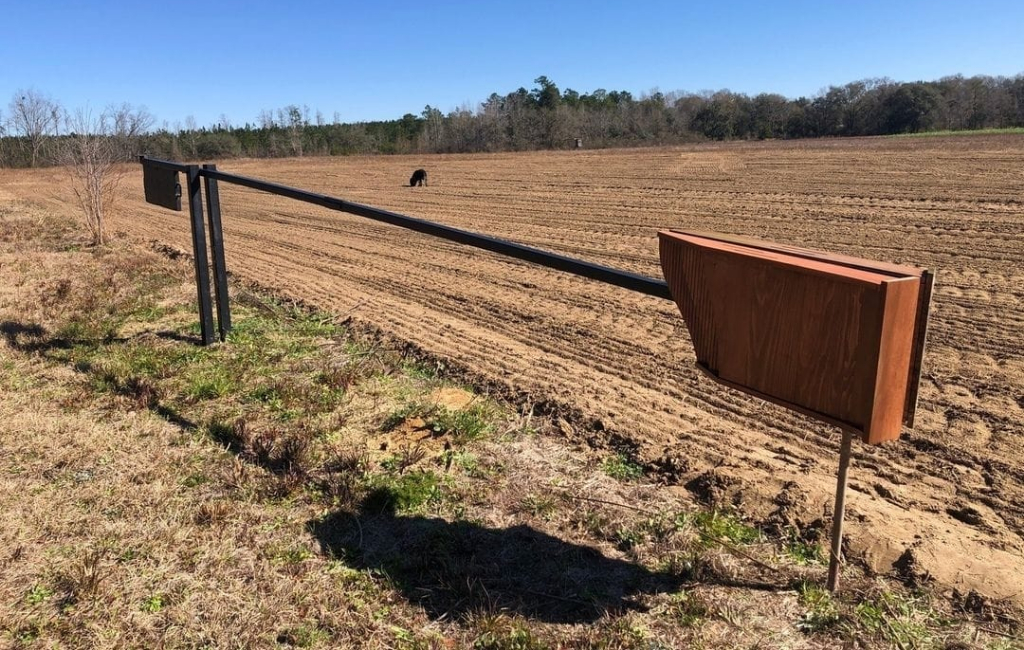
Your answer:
[854,591,940,648]
[55,318,120,344]
[225,314,276,345]
[519,493,558,519]
[679,509,761,547]
[667,591,709,627]
[245,382,284,407]
[292,313,341,339]
[130,303,173,322]
[267,545,315,565]
[276,623,329,648]
[380,401,432,432]
[181,473,209,488]
[401,358,445,381]
[783,530,826,565]
[380,401,501,444]
[141,594,165,613]
[602,452,644,481]
[21,248,514,521]
[613,515,674,552]
[84,342,187,387]
[424,404,496,442]
[797,581,841,633]
[184,367,236,401]
[14,622,43,643]
[472,614,547,650]
[365,470,443,514]
[25,583,54,605]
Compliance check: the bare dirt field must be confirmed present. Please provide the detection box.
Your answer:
[8,135,1024,603]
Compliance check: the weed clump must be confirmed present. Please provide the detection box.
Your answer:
[602,452,644,481]
[364,470,442,514]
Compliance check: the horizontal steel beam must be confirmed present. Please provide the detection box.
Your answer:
[140,157,673,301]
[139,155,191,173]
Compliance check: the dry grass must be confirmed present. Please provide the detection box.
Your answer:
[1,197,1020,649]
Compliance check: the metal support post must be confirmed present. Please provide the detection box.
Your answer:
[186,165,216,345]
[827,430,855,592]
[203,164,231,341]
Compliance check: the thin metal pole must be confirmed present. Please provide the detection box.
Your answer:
[827,430,855,592]
[203,164,231,341]
[186,165,216,346]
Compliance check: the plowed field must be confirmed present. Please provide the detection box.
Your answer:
[8,134,1024,601]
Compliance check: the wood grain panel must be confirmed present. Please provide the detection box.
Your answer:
[869,277,922,442]
[659,230,929,444]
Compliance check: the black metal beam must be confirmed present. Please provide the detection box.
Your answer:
[140,156,190,173]
[198,166,674,301]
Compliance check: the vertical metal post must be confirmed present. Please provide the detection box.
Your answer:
[186,165,216,346]
[203,164,231,341]
[827,430,855,592]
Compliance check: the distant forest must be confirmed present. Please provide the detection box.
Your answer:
[2,73,1023,168]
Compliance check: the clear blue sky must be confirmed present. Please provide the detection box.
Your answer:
[3,0,1022,129]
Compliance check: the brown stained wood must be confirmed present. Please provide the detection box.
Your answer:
[683,229,925,278]
[659,230,931,444]
[903,269,934,428]
[869,277,922,441]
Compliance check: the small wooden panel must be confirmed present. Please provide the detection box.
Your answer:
[659,230,930,444]
[142,165,181,211]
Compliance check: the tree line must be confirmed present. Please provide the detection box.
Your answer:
[2,73,1023,168]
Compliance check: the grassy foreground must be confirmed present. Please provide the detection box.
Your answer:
[0,202,1020,649]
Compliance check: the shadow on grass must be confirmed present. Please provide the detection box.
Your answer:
[155,329,207,346]
[2,319,201,433]
[0,319,139,353]
[1,319,208,352]
[152,403,199,432]
[1,320,57,352]
[309,496,686,624]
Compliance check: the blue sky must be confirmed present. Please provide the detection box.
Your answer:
[2,1,1022,129]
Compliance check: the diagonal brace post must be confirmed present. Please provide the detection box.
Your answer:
[203,164,231,341]
[185,165,216,345]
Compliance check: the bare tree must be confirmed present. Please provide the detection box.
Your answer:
[183,115,198,158]
[58,108,126,246]
[285,104,306,156]
[8,89,62,167]
[419,105,444,152]
[107,102,154,161]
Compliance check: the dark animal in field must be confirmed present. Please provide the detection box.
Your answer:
[410,169,428,187]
